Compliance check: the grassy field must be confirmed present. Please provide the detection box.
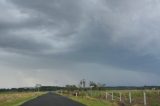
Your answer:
[0,92,44,106]
[105,90,160,106]
[60,92,118,106]
[61,90,160,106]
[70,96,118,106]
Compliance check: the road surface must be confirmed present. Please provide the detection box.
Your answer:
[21,92,85,106]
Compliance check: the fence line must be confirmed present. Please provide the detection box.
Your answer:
[105,91,160,106]
[61,89,160,106]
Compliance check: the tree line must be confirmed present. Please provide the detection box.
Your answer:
[0,79,160,92]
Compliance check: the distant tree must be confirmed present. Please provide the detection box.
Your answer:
[89,81,106,90]
[97,82,106,90]
[80,79,86,88]
[80,81,83,88]
[65,85,77,91]
[89,81,97,88]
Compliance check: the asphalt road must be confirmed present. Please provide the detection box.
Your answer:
[21,92,85,106]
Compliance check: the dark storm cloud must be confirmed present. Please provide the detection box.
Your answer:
[9,0,85,35]
[0,34,51,53]
[1,0,160,87]
[2,0,160,71]
[1,0,87,54]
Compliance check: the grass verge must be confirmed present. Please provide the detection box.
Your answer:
[60,93,118,106]
[0,92,45,106]
[70,96,118,106]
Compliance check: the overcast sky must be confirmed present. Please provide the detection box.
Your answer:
[1,0,160,88]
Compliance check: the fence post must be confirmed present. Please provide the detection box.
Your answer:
[76,92,78,97]
[106,92,108,100]
[144,92,147,106]
[119,92,122,102]
[129,92,132,104]
[112,92,114,100]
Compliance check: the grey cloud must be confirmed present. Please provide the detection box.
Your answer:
[0,30,52,54]
[10,0,85,31]
[1,0,160,87]
[4,0,160,61]
[1,0,86,54]
[4,0,160,71]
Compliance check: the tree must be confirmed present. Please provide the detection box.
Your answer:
[80,79,86,88]
[89,81,106,90]
[97,82,106,90]
[65,85,77,91]
[89,81,97,88]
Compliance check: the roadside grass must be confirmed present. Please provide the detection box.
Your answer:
[106,90,160,106]
[0,92,45,106]
[70,96,118,106]
[60,90,160,106]
[60,92,118,106]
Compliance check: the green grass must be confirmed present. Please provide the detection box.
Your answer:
[0,92,45,106]
[70,96,118,106]
[59,91,118,106]
[61,90,160,106]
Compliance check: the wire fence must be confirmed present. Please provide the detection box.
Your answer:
[88,90,160,106]
[61,90,160,106]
